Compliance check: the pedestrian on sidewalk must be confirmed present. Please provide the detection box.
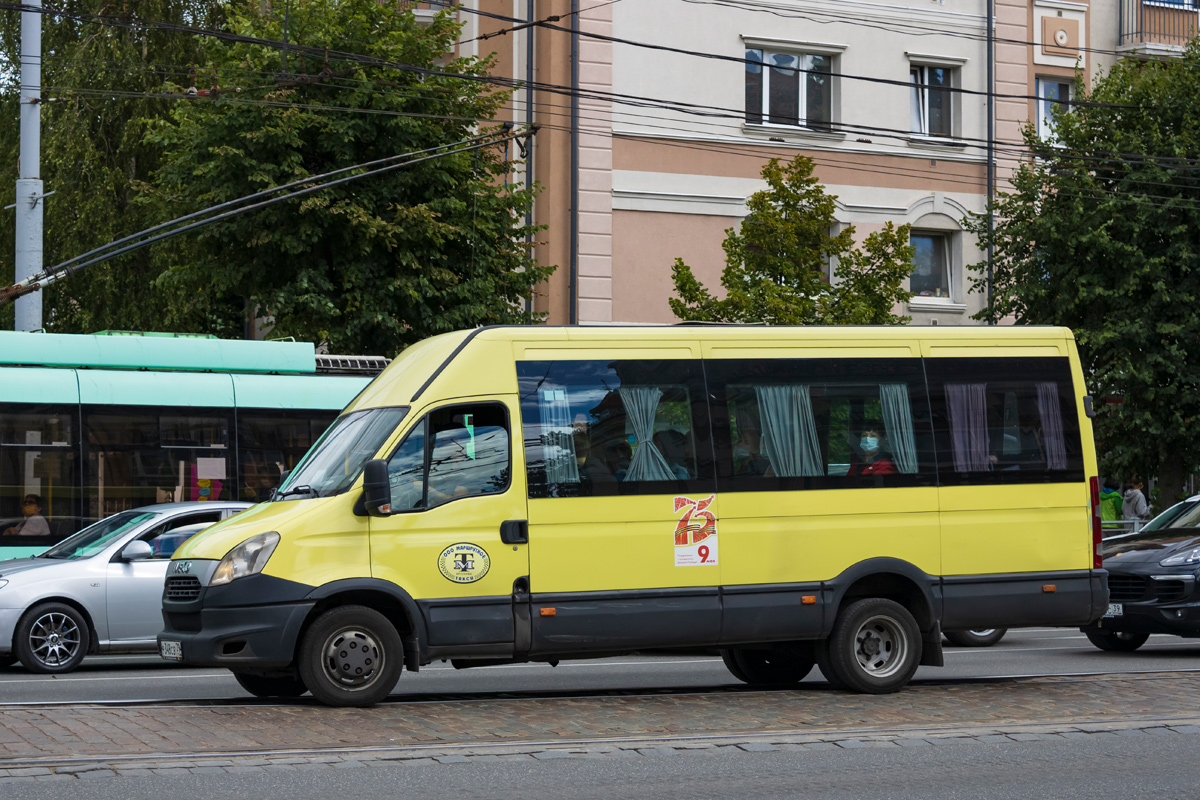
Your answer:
[1123,478,1149,522]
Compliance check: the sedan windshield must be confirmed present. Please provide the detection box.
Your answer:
[41,511,160,560]
[278,407,408,499]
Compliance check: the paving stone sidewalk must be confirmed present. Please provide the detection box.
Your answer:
[1,672,1197,770]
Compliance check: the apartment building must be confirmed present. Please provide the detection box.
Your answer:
[452,0,1186,326]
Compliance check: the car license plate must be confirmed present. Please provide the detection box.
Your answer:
[159,639,182,661]
[1105,603,1123,617]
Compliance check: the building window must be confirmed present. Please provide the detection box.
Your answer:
[910,232,951,299]
[746,49,832,129]
[910,65,953,138]
[1037,78,1072,142]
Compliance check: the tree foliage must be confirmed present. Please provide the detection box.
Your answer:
[670,155,915,325]
[144,0,552,355]
[964,46,1200,505]
[0,0,232,334]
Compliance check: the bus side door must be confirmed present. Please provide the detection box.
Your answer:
[369,398,530,655]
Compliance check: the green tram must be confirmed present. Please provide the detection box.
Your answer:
[0,331,383,560]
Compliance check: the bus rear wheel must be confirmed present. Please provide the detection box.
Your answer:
[233,671,309,698]
[1084,630,1149,652]
[721,644,815,685]
[821,598,921,694]
[299,606,403,707]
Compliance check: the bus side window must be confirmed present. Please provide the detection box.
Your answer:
[386,422,427,511]
[425,404,511,509]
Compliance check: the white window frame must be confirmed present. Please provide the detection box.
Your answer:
[1036,77,1073,142]
[743,38,843,132]
[909,65,956,138]
[909,231,953,301]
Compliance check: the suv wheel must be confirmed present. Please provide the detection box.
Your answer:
[944,628,1008,647]
[1084,630,1149,652]
[299,606,402,707]
[16,602,90,674]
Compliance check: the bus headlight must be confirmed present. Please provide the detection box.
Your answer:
[210,532,280,586]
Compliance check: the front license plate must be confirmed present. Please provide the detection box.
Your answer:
[1105,603,1123,617]
[159,639,182,661]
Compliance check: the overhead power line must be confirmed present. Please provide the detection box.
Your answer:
[0,127,536,307]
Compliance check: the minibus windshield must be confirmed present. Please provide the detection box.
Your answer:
[277,407,408,499]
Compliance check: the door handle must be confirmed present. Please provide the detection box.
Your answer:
[500,519,528,545]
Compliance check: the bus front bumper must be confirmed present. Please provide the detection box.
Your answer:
[157,601,314,668]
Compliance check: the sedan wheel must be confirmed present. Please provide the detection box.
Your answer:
[16,603,90,674]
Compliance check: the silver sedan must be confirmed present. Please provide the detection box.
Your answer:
[0,502,250,673]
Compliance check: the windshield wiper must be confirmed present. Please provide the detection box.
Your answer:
[274,484,316,501]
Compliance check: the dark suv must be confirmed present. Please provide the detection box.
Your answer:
[1083,495,1200,651]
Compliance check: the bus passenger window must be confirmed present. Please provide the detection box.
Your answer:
[517,360,711,499]
[928,357,1083,483]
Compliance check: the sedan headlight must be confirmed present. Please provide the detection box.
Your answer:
[1159,547,1200,567]
[210,532,280,586]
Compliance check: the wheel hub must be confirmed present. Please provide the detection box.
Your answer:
[30,612,81,667]
[322,629,382,688]
[853,614,907,679]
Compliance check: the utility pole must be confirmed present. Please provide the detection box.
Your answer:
[14,0,44,331]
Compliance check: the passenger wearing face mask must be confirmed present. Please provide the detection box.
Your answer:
[847,428,896,476]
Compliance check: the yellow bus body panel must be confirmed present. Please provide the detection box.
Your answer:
[175,494,371,588]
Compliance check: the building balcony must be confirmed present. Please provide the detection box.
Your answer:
[1119,0,1199,56]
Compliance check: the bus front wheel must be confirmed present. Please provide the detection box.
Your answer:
[298,605,403,707]
[821,598,921,694]
[721,643,815,685]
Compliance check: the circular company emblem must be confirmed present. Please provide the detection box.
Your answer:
[437,543,491,584]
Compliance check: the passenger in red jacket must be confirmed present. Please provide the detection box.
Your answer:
[848,428,896,476]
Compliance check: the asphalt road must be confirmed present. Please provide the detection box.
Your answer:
[8,726,1200,800]
[2,628,1198,704]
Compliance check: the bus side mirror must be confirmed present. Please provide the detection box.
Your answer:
[362,459,392,517]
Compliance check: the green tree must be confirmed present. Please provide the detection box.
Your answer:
[144,0,552,355]
[965,46,1200,506]
[670,155,915,325]
[0,0,235,334]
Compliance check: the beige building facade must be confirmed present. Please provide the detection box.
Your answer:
[449,0,1186,327]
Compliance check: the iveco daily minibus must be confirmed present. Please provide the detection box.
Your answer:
[159,326,1107,706]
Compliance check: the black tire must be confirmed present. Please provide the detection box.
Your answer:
[722,644,815,685]
[233,671,309,698]
[720,649,751,683]
[944,628,1008,647]
[298,605,403,707]
[1084,630,1149,652]
[15,602,90,674]
[822,598,922,694]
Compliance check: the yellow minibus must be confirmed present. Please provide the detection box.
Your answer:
[159,325,1107,706]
